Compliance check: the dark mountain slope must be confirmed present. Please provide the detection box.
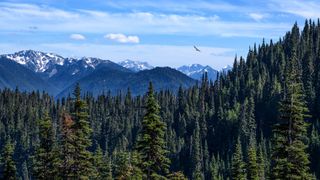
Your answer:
[57,67,196,97]
[47,58,132,92]
[0,57,58,94]
[126,67,196,95]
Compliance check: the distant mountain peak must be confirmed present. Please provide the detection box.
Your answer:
[118,59,153,72]
[78,57,109,69]
[221,65,232,72]
[3,50,65,72]
[177,64,218,81]
[2,50,115,73]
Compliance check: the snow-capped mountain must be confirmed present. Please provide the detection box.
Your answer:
[177,64,206,76]
[177,64,218,81]
[0,50,200,97]
[221,65,232,73]
[118,60,153,72]
[3,50,65,72]
[77,57,107,69]
[2,50,114,74]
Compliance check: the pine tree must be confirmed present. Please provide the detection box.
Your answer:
[257,144,266,180]
[113,151,142,180]
[32,113,59,179]
[93,146,112,179]
[59,113,77,179]
[0,140,17,180]
[168,171,188,180]
[136,82,170,179]
[247,140,259,180]
[72,83,95,178]
[231,138,246,180]
[210,155,223,180]
[271,51,312,179]
[239,97,256,146]
[191,119,204,180]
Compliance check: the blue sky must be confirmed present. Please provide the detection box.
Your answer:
[0,0,319,69]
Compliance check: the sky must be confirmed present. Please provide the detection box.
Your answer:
[0,0,319,69]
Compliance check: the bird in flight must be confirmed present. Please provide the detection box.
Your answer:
[194,45,201,52]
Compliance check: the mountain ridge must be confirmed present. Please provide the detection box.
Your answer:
[0,50,198,97]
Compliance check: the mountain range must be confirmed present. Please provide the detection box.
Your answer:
[118,60,232,81]
[0,50,231,97]
[0,50,210,97]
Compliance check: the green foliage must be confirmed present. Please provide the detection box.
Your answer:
[167,171,188,180]
[93,146,113,180]
[210,155,224,180]
[58,112,77,178]
[256,145,266,180]
[191,119,204,180]
[71,83,95,178]
[32,113,59,179]
[231,138,246,180]
[271,50,312,179]
[136,82,170,179]
[112,151,142,180]
[0,140,17,180]
[247,142,259,180]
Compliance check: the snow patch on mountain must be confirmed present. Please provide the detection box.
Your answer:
[177,64,218,81]
[2,50,114,74]
[3,50,65,72]
[118,60,153,72]
[48,68,57,77]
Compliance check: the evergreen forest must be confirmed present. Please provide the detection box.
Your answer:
[1,20,320,179]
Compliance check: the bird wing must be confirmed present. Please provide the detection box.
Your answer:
[194,46,200,52]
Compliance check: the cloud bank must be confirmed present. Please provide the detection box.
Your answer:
[0,2,292,38]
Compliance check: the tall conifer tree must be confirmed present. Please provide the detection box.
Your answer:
[271,51,311,179]
[0,140,17,180]
[32,113,58,179]
[247,140,259,180]
[231,138,246,180]
[136,82,170,179]
[72,83,95,178]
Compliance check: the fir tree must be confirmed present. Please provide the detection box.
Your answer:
[247,140,259,180]
[72,83,95,178]
[271,51,312,179]
[32,113,58,179]
[113,151,142,180]
[59,113,76,179]
[257,145,265,180]
[136,82,170,179]
[191,119,204,180]
[231,138,246,180]
[0,140,17,180]
[210,155,223,180]
[93,146,112,180]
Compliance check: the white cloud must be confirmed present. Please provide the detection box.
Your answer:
[249,13,266,21]
[0,2,78,19]
[70,34,86,40]
[103,0,240,13]
[270,0,320,19]
[0,2,291,38]
[104,33,140,43]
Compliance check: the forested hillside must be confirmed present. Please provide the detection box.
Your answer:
[1,20,320,179]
